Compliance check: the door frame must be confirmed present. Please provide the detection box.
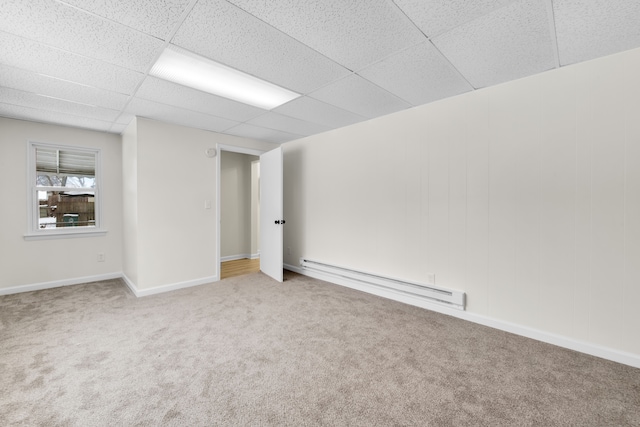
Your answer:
[215,144,267,281]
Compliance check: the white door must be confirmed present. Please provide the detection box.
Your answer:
[259,147,283,282]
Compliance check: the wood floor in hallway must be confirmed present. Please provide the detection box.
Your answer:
[221,258,260,279]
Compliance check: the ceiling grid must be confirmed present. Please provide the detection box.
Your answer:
[0,0,639,143]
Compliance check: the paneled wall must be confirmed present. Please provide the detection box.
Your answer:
[284,47,640,358]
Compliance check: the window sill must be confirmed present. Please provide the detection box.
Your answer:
[24,229,108,241]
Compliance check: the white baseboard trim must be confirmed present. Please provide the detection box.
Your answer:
[121,273,219,298]
[221,254,260,262]
[0,272,122,296]
[284,263,640,369]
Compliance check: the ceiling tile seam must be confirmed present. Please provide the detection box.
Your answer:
[350,40,426,74]
[0,86,124,116]
[384,1,476,92]
[216,120,246,134]
[245,113,333,135]
[0,30,145,97]
[54,0,177,42]
[289,70,358,101]
[23,0,169,71]
[279,96,369,121]
[122,113,238,134]
[150,1,374,107]
[352,65,435,109]
[0,106,118,128]
[230,117,302,136]
[391,0,524,40]
[387,0,431,40]
[546,0,561,68]
[0,71,131,108]
[296,60,416,114]
[350,77,417,108]
[110,0,200,133]
[0,101,115,126]
[131,94,257,126]
[231,110,276,129]
[0,114,112,133]
[301,94,359,118]
[31,93,102,109]
[225,122,304,139]
[219,0,355,76]
[423,39,477,91]
[0,61,90,90]
[230,121,298,137]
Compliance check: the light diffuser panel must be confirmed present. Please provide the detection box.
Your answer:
[150,45,300,110]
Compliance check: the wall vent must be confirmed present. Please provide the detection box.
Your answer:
[299,258,465,310]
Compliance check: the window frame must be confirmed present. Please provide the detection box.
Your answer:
[25,140,107,240]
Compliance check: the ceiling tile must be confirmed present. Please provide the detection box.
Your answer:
[109,122,129,134]
[225,123,302,144]
[59,0,193,39]
[246,112,330,137]
[432,0,557,88]
[393,0,518,38]
[170,0,350,94]
[0,63,130,111]
[0,0,164,72]
[2,0,639,142]
[273,96,367,129]
[0,102,113,132]
[114,112,135,125]
[0,87,121,122]
[358,41,473,106]
[309,75,411,118]
[554,0,640,66]
[227,0,425,71]
[0,32,144,94]
[125,98,240,133]
[135,76,266,122]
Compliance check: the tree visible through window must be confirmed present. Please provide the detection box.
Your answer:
[29,142,101,235]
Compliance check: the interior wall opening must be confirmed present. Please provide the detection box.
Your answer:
[220,151,260,279]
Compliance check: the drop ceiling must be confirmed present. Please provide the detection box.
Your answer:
[1,0,639,144]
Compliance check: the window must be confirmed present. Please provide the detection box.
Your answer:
[26,141,105,239]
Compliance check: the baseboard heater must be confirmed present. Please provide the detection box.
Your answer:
[299,258,465,311]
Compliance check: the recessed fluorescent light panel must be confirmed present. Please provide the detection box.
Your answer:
[150,45,300,110]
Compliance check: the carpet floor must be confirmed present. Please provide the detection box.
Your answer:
[1,271,639,426]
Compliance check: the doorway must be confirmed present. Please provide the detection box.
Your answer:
[216,144,284,283]
[216,145,265,280]
[220,258,260,279]
[220,151,260,279]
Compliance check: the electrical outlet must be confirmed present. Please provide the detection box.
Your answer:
[97,253,105,262]
[427,273,435,284]
[287,247,292,255]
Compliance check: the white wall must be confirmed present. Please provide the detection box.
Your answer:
[283,47,640,359]
[251,160,260,256]
[121,117,139,286]
[220,151,258,259]
[123,118,274,292]
[0,117,123,291]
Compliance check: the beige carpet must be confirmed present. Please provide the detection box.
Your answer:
[1,271,639,426]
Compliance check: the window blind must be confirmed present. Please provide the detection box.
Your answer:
[36,147,95,177]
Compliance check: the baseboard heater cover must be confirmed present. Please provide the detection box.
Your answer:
[300,258,465,310]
